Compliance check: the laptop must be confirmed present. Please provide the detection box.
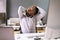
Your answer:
[0,27,14,40]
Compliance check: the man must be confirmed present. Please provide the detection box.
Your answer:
[18,5,46,33]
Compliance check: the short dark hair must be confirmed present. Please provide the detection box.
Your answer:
[34,7,39,15]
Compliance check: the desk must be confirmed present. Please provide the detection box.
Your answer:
[14,33,45,40]
[14,33,60,40]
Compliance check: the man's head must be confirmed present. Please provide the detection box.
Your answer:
[26,6,39,18]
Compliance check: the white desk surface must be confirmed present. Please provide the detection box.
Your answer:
[14,33,45,40]
[14,32,60,40]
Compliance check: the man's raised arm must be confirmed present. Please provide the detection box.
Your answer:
[18,6,26,19]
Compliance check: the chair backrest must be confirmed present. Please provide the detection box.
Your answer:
[0,27,14,40]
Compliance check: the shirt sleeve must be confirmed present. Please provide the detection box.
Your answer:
[18,6,26,19]
[36,6,46,21]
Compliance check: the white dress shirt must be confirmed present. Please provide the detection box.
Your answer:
[18,6,46,33]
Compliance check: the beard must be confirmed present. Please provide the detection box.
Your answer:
[26,13,33,18]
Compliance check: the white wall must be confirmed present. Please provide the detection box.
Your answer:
[7,0,49,18]
[0,0,6,13]
[47,0,60,29]
[7,0,34,18]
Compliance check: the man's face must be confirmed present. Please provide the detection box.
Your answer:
[26,6,36,17]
